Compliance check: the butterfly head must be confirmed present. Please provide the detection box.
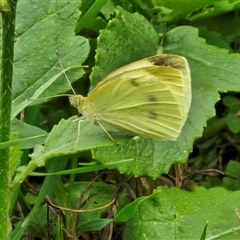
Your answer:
[69,95,88,117]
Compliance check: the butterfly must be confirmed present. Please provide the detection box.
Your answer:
[69,54,191,142]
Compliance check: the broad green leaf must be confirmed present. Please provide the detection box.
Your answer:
[197,27,232,50]
[12,0,90,112]
[11,119,47,149]
[123,187,240,240]
[194,13,240,51]
[13,117,131,183]
[11,66,84,119]
[90,7,159,86]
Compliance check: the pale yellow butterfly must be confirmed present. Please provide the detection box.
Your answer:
[68,54,191,142]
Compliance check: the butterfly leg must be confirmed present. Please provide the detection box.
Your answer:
[72,119,82,149]
[97,122,117,145]
[69,118,82,150]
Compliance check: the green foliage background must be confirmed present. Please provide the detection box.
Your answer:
[2,0,240,239]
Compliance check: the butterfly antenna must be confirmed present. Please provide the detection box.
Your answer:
[56,50,77,95]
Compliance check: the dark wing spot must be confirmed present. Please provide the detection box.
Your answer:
[149,111,158,120]
[148,95,158,103]
[130,78,140,87]
[149,55,186,73]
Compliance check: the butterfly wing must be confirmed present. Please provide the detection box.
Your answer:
[86,55,191,140]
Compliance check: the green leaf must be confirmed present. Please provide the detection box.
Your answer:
[11,119,47,149]
[12,117,131,183]
[223,96,240,133]
[123,187,240,240]
[224,160,240,190]
[75,0,108,34]
[194,13,240,53]
[198,27,231,50]
[225,160,240,180]
[78,193,150,232]
[11,65,84,119]
[152,0,240,22]
[199,222,208,240]
[12,0,90,112]
[91,7,159,86]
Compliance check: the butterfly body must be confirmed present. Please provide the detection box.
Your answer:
[69,54,191,141]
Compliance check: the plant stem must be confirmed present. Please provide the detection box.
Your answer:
[0,0,17,237]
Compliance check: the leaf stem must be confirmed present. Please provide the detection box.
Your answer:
[0,0,17,237]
